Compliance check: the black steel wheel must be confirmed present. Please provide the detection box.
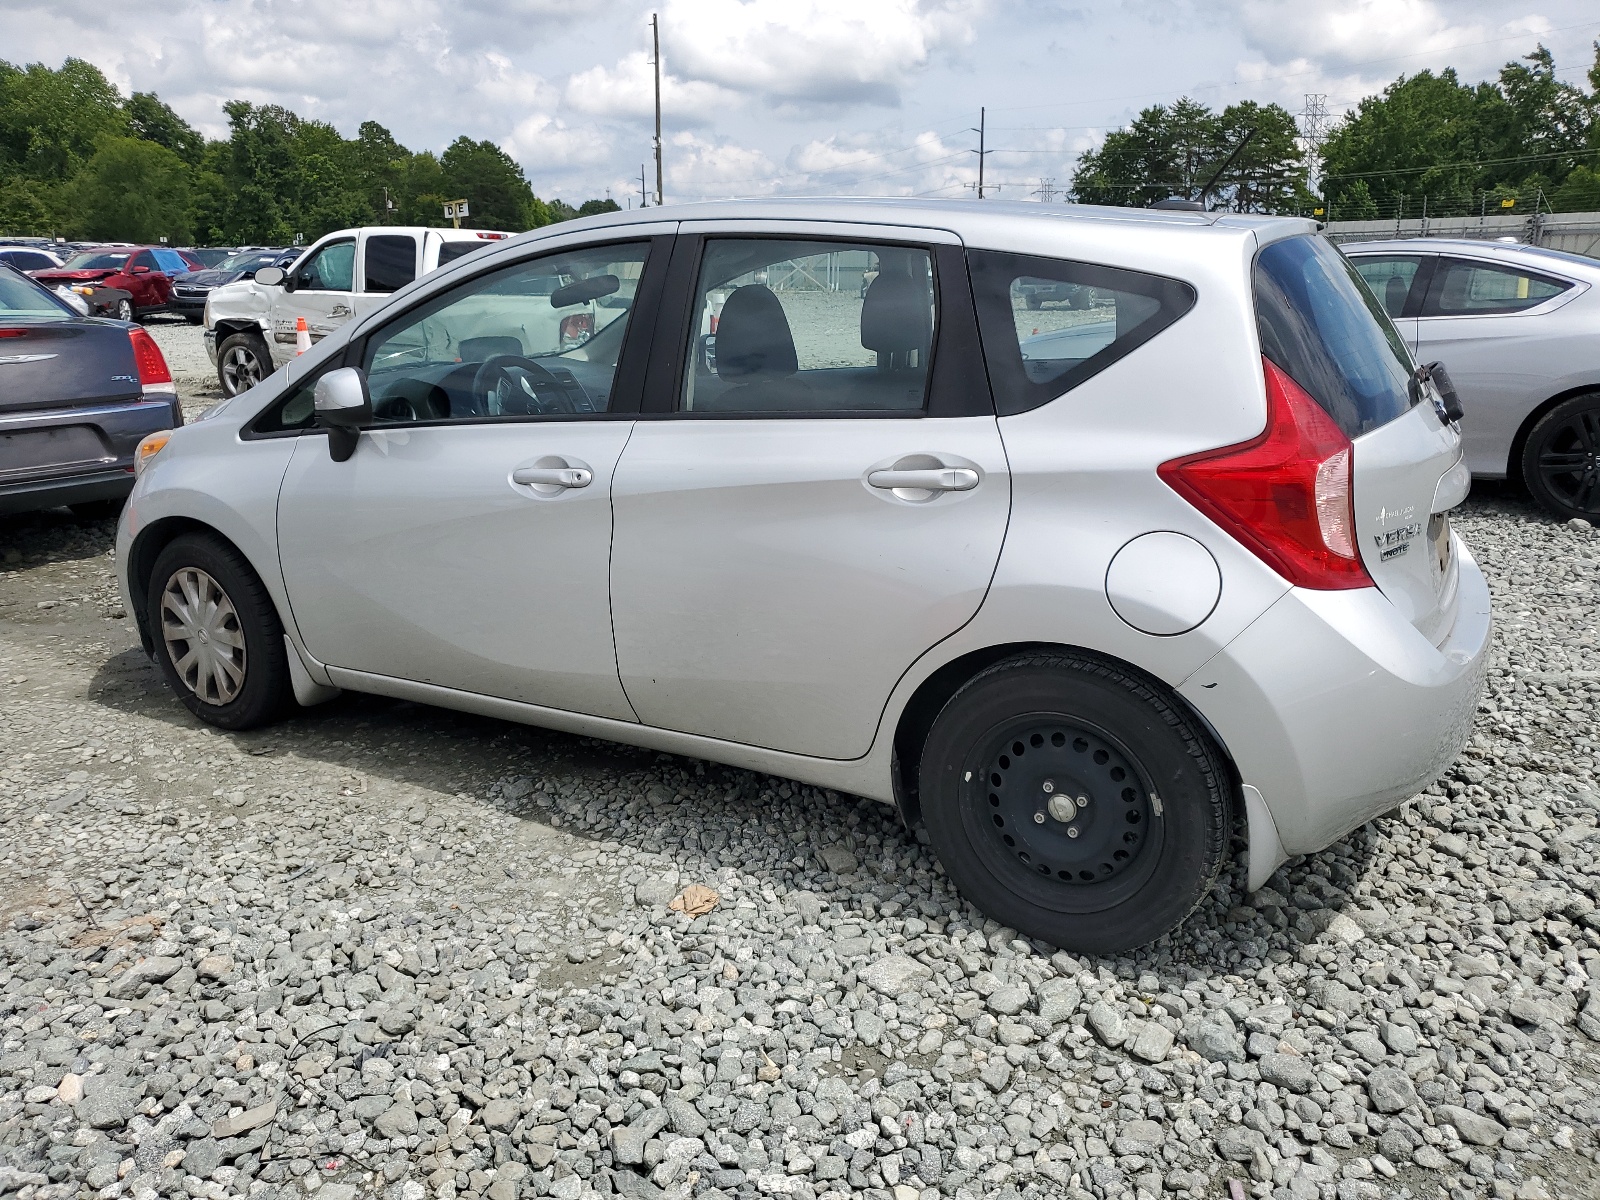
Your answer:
[1523,392,1600,524]
[919,650,1234,954]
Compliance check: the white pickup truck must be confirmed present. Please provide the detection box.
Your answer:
[204,225,510,397]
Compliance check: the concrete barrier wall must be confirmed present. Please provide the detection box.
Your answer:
[1324,211,1600,260]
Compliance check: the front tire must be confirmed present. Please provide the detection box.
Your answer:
[919,651,1234,954]
[114,298,134,322]
[217,331,273,398]
[147,534,291,730]
[1522,392,1600,525]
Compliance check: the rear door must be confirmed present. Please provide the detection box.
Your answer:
[1413,255,1579,477]
[1257,235,1463,644]
[356,232,419,322]
[608,224,1008,759]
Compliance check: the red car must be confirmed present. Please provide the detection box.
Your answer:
[31,246,204,322]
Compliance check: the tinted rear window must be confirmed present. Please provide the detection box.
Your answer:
[437,241,483,267]
[365,235,418,293]
[1255,235,1415,439]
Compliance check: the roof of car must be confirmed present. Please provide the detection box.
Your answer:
[542,196,1313,240]
[1340,237,1600,280]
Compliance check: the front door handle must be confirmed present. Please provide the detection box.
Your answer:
[512,466,592,489]
[867,467,979,492]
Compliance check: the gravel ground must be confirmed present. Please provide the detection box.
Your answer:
[2,466,1599,1200]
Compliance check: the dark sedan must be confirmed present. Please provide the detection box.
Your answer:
[0,265,181,516]
[169,248,295,324]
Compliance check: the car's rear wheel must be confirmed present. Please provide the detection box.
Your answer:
[919,650,1233,954]
[147,534,291,729]
[217,331,272,398]
[1522,391,1600,525]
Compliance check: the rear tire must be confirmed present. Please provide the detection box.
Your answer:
[1522,391,1600,525]
[217,331,273,398]
[147,534,291,730]
[919,651,1233,954]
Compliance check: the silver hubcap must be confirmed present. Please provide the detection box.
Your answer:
[159,567,246,705]
[222,346,264,394]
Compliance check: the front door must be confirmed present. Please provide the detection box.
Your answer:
[276,237,357,364]
[1348,252,1426,353]
[609,229,1010,759]
[277,234,667,719]
[125,250,164,312]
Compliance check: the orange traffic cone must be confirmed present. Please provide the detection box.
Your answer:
[294,316,311,355]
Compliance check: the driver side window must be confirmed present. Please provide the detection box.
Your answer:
[296,240,355,292]
[360,241,650,425]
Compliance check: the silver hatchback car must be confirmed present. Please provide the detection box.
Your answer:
[1345,239,1600,523]
[116,200,1491,953]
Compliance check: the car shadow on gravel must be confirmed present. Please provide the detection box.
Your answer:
[84,640,1387,984]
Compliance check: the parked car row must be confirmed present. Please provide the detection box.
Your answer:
[115,199,1491,954]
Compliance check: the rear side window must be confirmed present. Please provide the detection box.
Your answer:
[1425,257,1570,316]
[437,241,483,267]
[970,250,1195,416]
[1255,236,1415,439]
[365,235,417,293]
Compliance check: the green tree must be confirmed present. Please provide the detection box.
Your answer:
[0,57,127,181]
[1071,97,1306,211]
[440,136,537,230]
[70,136,192,242]
[577,197,621,217]
[125,91,203,163]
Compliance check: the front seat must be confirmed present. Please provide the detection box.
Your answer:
[1383,275,1408,318]
[703,285,808,411]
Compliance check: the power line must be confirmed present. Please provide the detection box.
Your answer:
[1325,145,1600,182]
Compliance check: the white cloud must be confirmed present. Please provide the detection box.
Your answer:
[562,52,736,123]
[664,131,781,199]
[662,0,984,105]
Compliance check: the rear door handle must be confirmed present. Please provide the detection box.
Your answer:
[512,466,592,488]
[867,467,979,492]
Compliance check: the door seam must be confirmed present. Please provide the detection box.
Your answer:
[609,419,643,723]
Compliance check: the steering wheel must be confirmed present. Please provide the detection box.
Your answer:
[471,354,582,416]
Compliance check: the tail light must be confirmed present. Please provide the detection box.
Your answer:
[128,328,176,396]
[559,313,593,349]
[1158,356,1371,590]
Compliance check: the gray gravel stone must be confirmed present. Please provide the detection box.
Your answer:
[1366,1067,1419,1114]
[1435,1104,1507,1147]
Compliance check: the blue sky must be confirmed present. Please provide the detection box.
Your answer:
[4,0,1598,205]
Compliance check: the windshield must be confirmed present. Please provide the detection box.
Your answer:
[62,251,131,271]
[216,251,278,272]
[0,268,72,316]
[1254,235,1416,439]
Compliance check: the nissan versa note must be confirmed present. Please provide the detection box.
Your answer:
[115,199,1491,953]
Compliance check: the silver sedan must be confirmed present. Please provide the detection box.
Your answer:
[1345,238,1600,523]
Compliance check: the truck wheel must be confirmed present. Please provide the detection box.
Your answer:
[1521,391,1600,525]
[217,331,272,398]
[147,533,291,730]
[918,650,1234,954]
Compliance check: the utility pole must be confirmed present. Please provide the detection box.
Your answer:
[1034,177,1058,203]
[651,13,664,206]
[640,164,649,208]
[969,107,988,198]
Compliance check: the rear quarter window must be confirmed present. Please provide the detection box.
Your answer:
[1255,235,1416,439]
[969,250,1195,416]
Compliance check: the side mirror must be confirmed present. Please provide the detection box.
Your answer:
[313,367,372,462]
[131,265,151,274]
[254,266,285,287]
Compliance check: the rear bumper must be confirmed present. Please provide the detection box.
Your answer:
[0,398,178,515]
[1180,534,1492,857]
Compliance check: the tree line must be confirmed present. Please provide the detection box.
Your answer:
[1072,44,1600,219]
[0,58,619,246]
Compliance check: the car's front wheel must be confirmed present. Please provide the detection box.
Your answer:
[1522,391,1600,525]
[147,534,291,729]
[114,298,133,322]
[217,330,273,398]
[919,651,1234,954]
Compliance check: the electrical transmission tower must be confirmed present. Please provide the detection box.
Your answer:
[1299,94,1331,196]
[1034,177,1058,202]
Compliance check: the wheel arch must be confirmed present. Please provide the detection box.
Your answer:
[890,639,1244,831]
[127,517,259,655]
[212,317,269,342]
[1507,383,1600,487]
